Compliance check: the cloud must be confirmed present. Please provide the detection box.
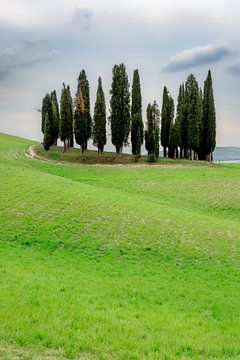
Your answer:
[164,41,233,72]
[0,41,60,80]
[71,7,93,31]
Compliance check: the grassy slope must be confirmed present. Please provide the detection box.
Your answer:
[0,133,240,359]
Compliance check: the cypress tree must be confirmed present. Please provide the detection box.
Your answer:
[43,113,52,150]
[78,70,92,149]
[131,69,142,117]
[131,69,143,156]
[74,89,88,154]
[152,101,160,158]
[65,86,73,148]
[41,93,53,141]
[59,83,72,152]
[51,90,60,146]
[145,103,154,156]
[168,122,178,159]
[92,77,107,154]
[200,70,216,161]
[176,84,185,158]
[145,101,160,158]
[131,113,143,157]
[110,63,131,154]
[186,74,201,160]
[161,87,174,157]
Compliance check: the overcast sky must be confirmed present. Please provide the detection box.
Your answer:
[0,0,240,147]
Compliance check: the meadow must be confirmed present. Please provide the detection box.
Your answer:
[0,132,240,359]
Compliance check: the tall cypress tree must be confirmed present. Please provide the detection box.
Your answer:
[74,88,88,154]
[200,70,216,161]
[66,86,74,148]
[92,77,107,154]
[186,74,201,160]
[131,69,143,156]
[161,87,174,157]
[110,63,130,154]
[43,113,52,151]
[78,70,92,149]
[51,90,60,146]
[176,84,185,158]
[59,84,72,152]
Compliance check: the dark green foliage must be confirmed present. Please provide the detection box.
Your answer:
[186,74,201,159]
[51,90,60,145]
[176,84,185,157]
[199,70,216,161]
[110,63,131,154]
[93,77,106,154]
[66,86,74,148]
[145,101,160,158]
[74,111,88,154]
[131,113,143,157]
[161,87,174,157]
[43,114,52,150]
[78,70,92,149]
[74,89,88,154]
[168,122,179,159]
[59,84,73,152]
[131,69,143,156]
[41,94,53,138]
[131,69,142,117]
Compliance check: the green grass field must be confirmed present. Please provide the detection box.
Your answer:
[1,132,240,359]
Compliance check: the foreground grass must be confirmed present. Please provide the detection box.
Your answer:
[0,133,240,359]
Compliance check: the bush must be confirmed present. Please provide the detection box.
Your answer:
[147,153,156,163]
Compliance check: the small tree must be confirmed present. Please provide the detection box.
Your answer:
[92,77,107,154]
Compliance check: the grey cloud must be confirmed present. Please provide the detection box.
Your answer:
[164,42,233,72]
[227,58,240,75]
[71,7,93,31]
[0,42,60,80]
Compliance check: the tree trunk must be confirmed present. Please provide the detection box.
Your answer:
[163,147,167,157]
[176,148,179,159]
[63,140,66,153]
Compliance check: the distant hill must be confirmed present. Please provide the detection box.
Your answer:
[213,147,240,162]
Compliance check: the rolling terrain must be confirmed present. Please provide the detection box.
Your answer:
[0,133,240,359]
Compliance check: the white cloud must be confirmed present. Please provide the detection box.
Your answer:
[164,41,232,72]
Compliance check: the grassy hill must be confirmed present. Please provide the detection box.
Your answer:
[1,132,240,359]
